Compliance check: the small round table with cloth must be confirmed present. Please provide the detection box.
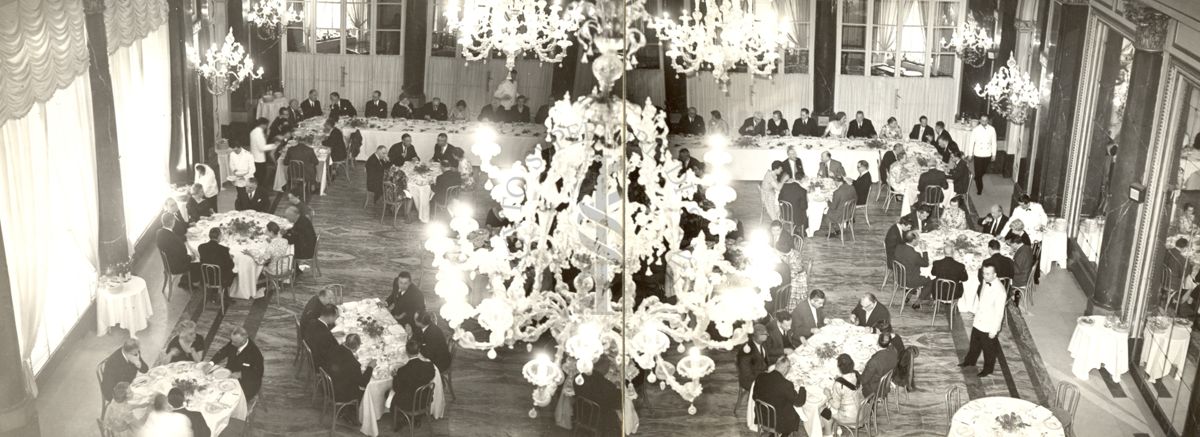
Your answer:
[95,276,152,337]
[186,211,293,300]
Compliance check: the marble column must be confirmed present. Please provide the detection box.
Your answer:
[1030,0,1088,215]
[84,0,131,268]
[402,0,427,96]
[168,0,197,183]
[811,0,836,115]
[0,225,39,437]
[1094,41,1165,311]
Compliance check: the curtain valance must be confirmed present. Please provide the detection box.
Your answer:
[104,0,168,54]
[0,0,90,124]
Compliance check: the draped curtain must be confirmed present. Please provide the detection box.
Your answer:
[0,0,90,124]
[771,0,804,50]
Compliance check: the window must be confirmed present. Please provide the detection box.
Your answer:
[285,0,404,55]
[839,0,959,77]
[775,0,813,74]
[431,0,459,57]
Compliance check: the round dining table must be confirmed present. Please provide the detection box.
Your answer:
[95,276,153,337]
[948,396,1064,437]
[186,211,292,300]
[128,361,248,436]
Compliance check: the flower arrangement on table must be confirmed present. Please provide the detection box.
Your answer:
[941,206,966,229]
[222,217,267,243]
[786,320,879,388]
[344,117,369,129]
[801,177,840,203]
[994,412,1029,432]
[402,161,442,186]
[357,316,385,339]
[887,155,936,189]
[172,377,208,397]
[291,131,319,147]
[413,164,432,175]
[940,17,994,68]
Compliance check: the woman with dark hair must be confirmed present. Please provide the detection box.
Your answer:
[708,110,730,135]
[821,353,863,434]
[449,99,470,122]
[767,110,789,136]
[880,116,904,139]
[762,160,786,221]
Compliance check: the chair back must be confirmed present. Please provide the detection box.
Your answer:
[293,314,304,344]
[891,260,909,288]
[270,254,294,279]
[1164,263,1181,291]
[752,399,778,433]
[446,185,463,204]
[779,201,794,225]
[96,359,108,416]
[933,278,957,302]
[303,340,318,378]
[793,234,805,254]
[158,249,174,274]
[841,198,856,224]
[317,368,335,405]
[877,369,895,399]
[382,181,403,204]
[288,160,307,183]
[573,396,602,435]
[945,384,966,420]
[1053,381,1080,418]
[328,284,345,304]
[200,264,223,291]
[903,345,920,391]
[923,185,944,204]
[401,381,437,414]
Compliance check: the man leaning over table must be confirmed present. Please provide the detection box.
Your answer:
[209,326,264,400]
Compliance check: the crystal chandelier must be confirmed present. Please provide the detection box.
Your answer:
[975,57,1040,124]
[940,17,994,68]
[188,29,263,96]
[444,0,582,70]
[654,0,784,89]
[248,0,302,40]
[425,26,779,415]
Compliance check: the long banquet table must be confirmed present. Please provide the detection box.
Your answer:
[298,117,547,167]
[666,135,936,182]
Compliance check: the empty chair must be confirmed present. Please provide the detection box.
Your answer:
[888,261,918,312]
[573,396,603,437]
[264,255,297,304]
[931,278,960,329]
[945,384,966,421]
[380,182,409,226]
[199,263,227,314]
[1051,381,1080,436]
[158,249,192,302]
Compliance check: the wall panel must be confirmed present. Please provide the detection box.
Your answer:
[282,53,407,110]
[424,57,555,116]
[685,73,814,125]
[836,76,959,126]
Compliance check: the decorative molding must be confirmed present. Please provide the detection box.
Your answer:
[0,0,91,124]
[1015,20,1038,33]
[1062,14,1105,236]
[82,0,104,15]
[1122,0,1171,51]
[1056,0,1088,5]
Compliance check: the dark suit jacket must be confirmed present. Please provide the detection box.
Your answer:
[423,102,449,121]
[936,140,961,162]
[903,211,933,232]
[366,154,390,194]
[792,117,819,136]
[790,302,826,340]
[1012,245,1035,287]
[933,129,953,146]
[1004,231,1032,247]
[268,117,294,141]
[861,346,899,397]
[325,127,348,162]
[917,169,949,203]
[850,303,891,328]
[285,215,316,259]
[329,100,357,118]
[365,99,388,118]
[299,98,323,119]
[416,325,451,372]
[575,372,622,433]
[909,124,934,142]
[949,160,970,194]
[328,344,374,402]
[507,105,531,123]
[198,241,235,287]
[391,359,436,411]
[848,119,876,138]
[534,105,550,123]
[234,188,270,212]
[978,213,1009,236]
[303,319,337,369]
[186,197,216,222]
[826,183,857,224]
[931,257,968,299]
[979,253,1016,282]
[767,119,789,136]
[739,118,766,136]
[737,341,769,390]
[386,283,426,327]
[752,371,806,434]
[680,115,705,135]
[431,143,463,167]
[853,173,872,205]
[101,349,148,401]
[884,225,904,267]
[880,151,901,185]
[388,142,419,165]
[679,156,705,177]
[301,295,325,324]
[210,340,264,399]
[781,157,804,180]
[178,409,210,437]
[764,321,794,363]
[390,103,413,119]
[157,228,193,274]
[777,182,809,230]
[477,104,501,122]
[894,243,929,285]
[432,170,464,206]
[285,144,319,184]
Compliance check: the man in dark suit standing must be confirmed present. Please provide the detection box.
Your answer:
[909,115,934,142]
[364,90,388,118]
[679,107,706,135]
[101,339,148,401]
[789,289,827,344]
[738,112,767,136]
[861,333,900,397]
[885,218,914,266]
[791,108,819,136]
[948,152,971,203]
[764,311,795,363]
[850,293,891,328]
[737,324,771,393]
[199,227,236,289]
[423,97,449,121]
[847,111,876,138]
[210,326,265,400]
[390,95,413,119]
[978,205,1009,236]
[979,240,1015,282]
[506,96,532,123]
[328,92,356,118]
[303,305,339,370]
[327,334,375,402]
[879,144,905,187]
[388,134,419,165]
[778,175,809,236]
[781,146,804,180]
[168,388,211,437]
[300,89,323,119]
[922,246,968,307]
[413,312,451,373]
[752,356,806,436]
[676,148,705,177]
[235,178,270,212]
[283,205,317,262]
[391,341,436,414]
[386,272,426,327]
[895,230,932,302]
[430,133,463,168]
[156,213,199,285]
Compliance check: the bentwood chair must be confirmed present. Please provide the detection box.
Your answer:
[882,185,905,212]
[931,278,960,329]
[855,200,872,228]
[752,399,778,436]
[380,182,409,226]
[327,284,345,305]
[572,396,603,437]
[392,381,436,437]
[828,198,856,244]
[292,314,309,375]
[922,185,946,217]
[158,249,192,303]
[1051,381,1081,436]
[833,397,874,437]
[265,255,297,304]
[96,360,108,417]
[442,185,464,213]
[868,370,896,435]
[945,384,966,421]
[888,262,919,312]
[793,234,806,256]
[199,263,227,314]
[241,388,266,436]
[733,386,750,417]
[779,201,795,235]
[880,260,895,293]
[893,346,920,404]
[317,369,360,436]
[443,339,458,402]
[288,160,308,202]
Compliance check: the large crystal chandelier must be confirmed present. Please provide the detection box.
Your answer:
[654,0,784,89]
[940,16,994,68]
[427,2,779,415]
[188,29,263,96]
[975,57,1040,124]
[445,0,583,69]
[248,0,302,40]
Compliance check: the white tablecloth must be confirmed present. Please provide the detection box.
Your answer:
[948,396,1064,437]
[216,146,232,186]
[1140,317,1192,382]
[129,361,248,436]
[947,122,976,150]
[272,147,330,196]
[296,118,545,167]
[896,182,954,216]
[255,98,289,124]
[1040,219,1068,272]
[917,229,1013,313]
[1067,316,1129,382]
[96,276,152,337]
[667,135,936,182]
[186,211,293,300]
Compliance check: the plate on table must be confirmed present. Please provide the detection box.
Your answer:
[169,361,195,371]
[1045,418,1062,430]
[148,367,171,378]
[953,425,974,436]
[205,402,228,414]
[1078,317,1094,325]
[211,368,232,379]
[131,375,151,388]
[217,379,240,392]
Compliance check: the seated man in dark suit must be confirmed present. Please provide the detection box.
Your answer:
[980,240,1015,282]
[234,177,271,212]
[477,98,503,122]
[431,167,464,207]
[978,204,1010,236]
[198,227,236,288]
[186,183,216,222]
[574,357,622,434]
[507,96,532,123]
[388,134,419,165]
[903,206,934,233]
[302,287,336,324]
[391,340,437,415]
[101,339,149,401]
[1165,238,1191,294]
[676,148,705,177]
[852,160,873,206]
[935,136,961,163]
[1011,237,1035,290]
[764,311,795,364]
[386,272,427,327]
[299,89,323,119]
[364,90,388,118]
[282,205,317,263]
[390,95,413,119]
[303,304,339,370]
[322,119,349,182]
[920,245,968,307]
[860,333,900,397]
[895,230,932,304]
[825,178,857,237]
[847,111,877,138]
[283,140,319,194]
[738,112,767,136]
[885,218,914,267]
[156,213,200,286]
[430,133,463,168]
[791,108,819,137]
[423,97,449,121]
[737,324,771,393]
[413,311,451,373]
[789,289,827,344]
[328,92,357,118]
[909,115,934,142]
[879,144,905,187]
[168,388,210,437]
[327,334,375,403]
[678,107,705,135]
[752,356,806,436]
[917,167,949,204]
[850,293,890,328]
[932,121,953,145]
[777,175,809,236]
[209,326,265,400]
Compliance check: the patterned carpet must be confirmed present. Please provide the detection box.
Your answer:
[171,164,1044,436]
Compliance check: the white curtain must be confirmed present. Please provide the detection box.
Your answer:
[0,0,90,124]
[112,24,172,250]
[0,73,101,377]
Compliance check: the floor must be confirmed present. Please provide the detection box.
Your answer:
[34,169,1168,436]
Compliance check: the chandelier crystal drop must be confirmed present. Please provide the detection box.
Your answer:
[974,57,1040,124]
[248,0,301,40]
[654,0,785,88]
[188,29,264,96]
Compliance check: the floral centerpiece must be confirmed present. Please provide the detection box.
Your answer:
[221,217,267,243]
[357,316,385,339]
[888,155,935,188]
[863,139,889,150]
[995,412,1029,432]
[172,377,207,397]
[345,117,368,129]
[802,177,840,203]
[941,17,994,68]
[975,58,1040,124]
[941,207,966,229]
[413,164,432,175]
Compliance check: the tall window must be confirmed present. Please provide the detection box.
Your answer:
[285,0,405,55]
[839,0,959,77]
[431,0,459,57]
[774,0,813,74]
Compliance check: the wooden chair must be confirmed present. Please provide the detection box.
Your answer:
[931,278,960,329]
[329,157,351,184]
[945,384,966,421]
[96,360,108,417]
[307,235,323,277]
[199,263,227,314]
[867,370,895,435]
[880,259,895,293]
[922,185,946,216]
[882,184,904,211]
[826,198,856,244]
[779,201,795,235]
[572,396,603,437]
[158,249,192,302]
[380,182,410,226]
[264,255,297,304]
[792,234,805,256]
[392,381,436,437]
[1051,381,1080,436]
[733,386,749,417]
[832,397,874,437]
[292,314,309,376]
[288,159,308,202]
[328,284,345,305]
[317,368,360,436]
[752,399,778,436]
[887,261,918,311]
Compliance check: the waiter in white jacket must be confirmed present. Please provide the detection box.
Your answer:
[966,114,997,195]
[248,117,278,187]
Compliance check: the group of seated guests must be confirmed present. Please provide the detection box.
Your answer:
[673,106,959,147]
[100,327,264,437]
[762,149,873,238]
[267,88,550,125]
[362,132,470,217]
[739,289,913,435]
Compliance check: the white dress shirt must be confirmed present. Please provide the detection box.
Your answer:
[967,124,997,158]
[249,127,277,163]
[974,280,1007,335]
[1002,202,1049,242]
[228,149,256,187]
[195,164,218,198]
[709,119,730,136]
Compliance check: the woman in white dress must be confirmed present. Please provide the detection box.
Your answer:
[824,111,848,138]
[194,164,218,199]
[821,354,863,435]
[761,161,785,221]
[257,221,292,275]
[708,110,730,136]
[138,394,192,437]
[494,70,519,109]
